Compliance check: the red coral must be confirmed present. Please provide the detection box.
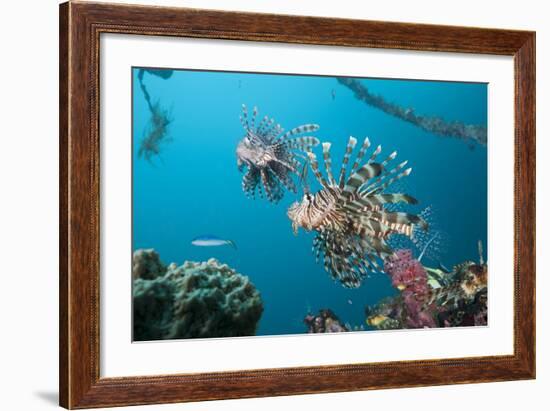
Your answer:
[384,249,435,328]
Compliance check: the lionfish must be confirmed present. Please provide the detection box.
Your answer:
[236,104,320,203]
[287,136,428,288]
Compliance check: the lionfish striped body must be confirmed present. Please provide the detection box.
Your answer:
[236,105,320,203]
[287,136,428,288]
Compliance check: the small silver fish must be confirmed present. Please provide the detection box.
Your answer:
[191,235,237,250]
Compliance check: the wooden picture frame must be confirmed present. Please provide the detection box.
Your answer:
[59,1,535,408]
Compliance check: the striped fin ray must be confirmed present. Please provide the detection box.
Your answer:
[283,136,320,151]
[270,162,297,193]
[240,104,250,132]
[362,236,394,258]
[266,124,284,142]
[277,124,320,141]
[368,167,413,196]
[368,145,383,163]
[370,210,428,232]
[260,118,277,140]
[256,115,270,137]
[351,236,384,272]
[307,152,329,188]
[349,137,370,176]
[365,254,383,272]
[242,168,260,198]
[355,215,389,238]
[369,193,418,205]
[322,143,336,185]
[356,245,383,272]
[250,106,258,132]
[342,163,383,197]
[348,257,369,279]
[338,136,358,188]
[361,161,409,195]
[268,169,285,202]
[346,192,418,211]
[343,198,381,214]
[260,169,277,202]
[380,151,397,167]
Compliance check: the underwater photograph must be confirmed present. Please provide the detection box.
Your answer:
[132,67,488,342]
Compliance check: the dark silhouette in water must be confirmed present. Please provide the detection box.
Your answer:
[337,77,487,146]
[138,102,173,163]
[137,69,174,163]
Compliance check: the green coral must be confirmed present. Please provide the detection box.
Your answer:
[133,250,263,341]
[133,277,174,340]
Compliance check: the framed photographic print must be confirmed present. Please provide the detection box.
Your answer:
[59,1,535,408]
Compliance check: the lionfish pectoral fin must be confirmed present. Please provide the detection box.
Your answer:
[370,193,418,205]
[278,124,320,141]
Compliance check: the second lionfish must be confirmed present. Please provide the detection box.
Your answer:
[287,136,428,288]
[236,104,320,203]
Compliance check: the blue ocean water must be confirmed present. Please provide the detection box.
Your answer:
[132,68,487,336]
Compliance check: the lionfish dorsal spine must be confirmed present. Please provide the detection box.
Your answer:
[255,115,269,136]
[342,162,383,198]
[380,150,398,167]
[266,124,283,142]
[240,104,249,131]
[261,117,276,138]
[361,160,408,195]
[338,136,358,188]
[368,144,383,163]
[307,151,329,188]
[250,106,258,131]
[321,142,337,185]
[349,137,370,177]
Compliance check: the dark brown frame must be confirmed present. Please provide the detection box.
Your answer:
[59,1,536,409]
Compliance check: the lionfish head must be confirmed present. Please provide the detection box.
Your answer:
[287,193,314,235]
[236,138,253,169]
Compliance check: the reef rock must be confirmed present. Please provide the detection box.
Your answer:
[133,250,263,341]
[304,309,349,333]
[132,248,165,280]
